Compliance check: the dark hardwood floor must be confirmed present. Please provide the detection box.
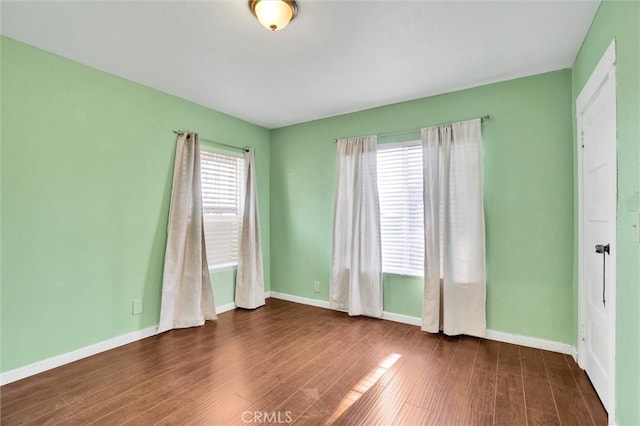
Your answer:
[1,299,607,425]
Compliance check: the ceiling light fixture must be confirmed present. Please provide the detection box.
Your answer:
[249,0,298,32]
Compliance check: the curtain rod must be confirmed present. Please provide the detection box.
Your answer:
[333,115,490,143]
[173,130,249,152]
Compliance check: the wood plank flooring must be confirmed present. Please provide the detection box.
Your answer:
[0,299,607,425]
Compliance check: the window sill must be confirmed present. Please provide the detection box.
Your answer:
[208,262,238,273]
[383,271,424,278]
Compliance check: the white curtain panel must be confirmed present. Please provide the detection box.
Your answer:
[330,136,383,318]
[421,119,486,337]
[158,133,217,333]
[235,149,265,309]
[421,126,443,334]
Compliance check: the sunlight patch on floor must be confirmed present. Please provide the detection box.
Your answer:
[326,353,402,423]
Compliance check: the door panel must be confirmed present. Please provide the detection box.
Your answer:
[580,71,616,412]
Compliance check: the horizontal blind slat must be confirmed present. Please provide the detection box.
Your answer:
[200,150,244,268]
[378,143,424,277]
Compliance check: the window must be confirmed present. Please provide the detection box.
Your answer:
[377,142,424,276]
[200,150,244,270]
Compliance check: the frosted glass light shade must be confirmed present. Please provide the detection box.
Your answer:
[250,0,297,31]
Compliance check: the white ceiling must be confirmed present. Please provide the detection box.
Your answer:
[1,0,599,129]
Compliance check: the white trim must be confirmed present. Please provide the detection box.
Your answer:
[269,292,421,325]
[377,139,421,150]
[570,346,579,363]
[216,301,237,314]
[0,326,158,386]
[200,143,245,159]
[577,103,585,367]
[268,292,576,355]
[208,262,238,273]
[269,291,330,309]
[0,295,262,386]
[214,291,270,313]
[576,39,617,425]
[576,40,616,111]
[381,311,422,326]
[1,290,575,388]
[485,330,575,355]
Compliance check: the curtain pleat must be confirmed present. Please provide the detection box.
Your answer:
[158,133,217,333]
[235,149,266,309]
[421,119,486,337]
[330,136,383,318]
[421,126,443,333]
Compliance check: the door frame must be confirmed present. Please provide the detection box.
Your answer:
[576,39,617,424]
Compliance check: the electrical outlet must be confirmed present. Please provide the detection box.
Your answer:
[132,299,143,315]
[313,280,320,293]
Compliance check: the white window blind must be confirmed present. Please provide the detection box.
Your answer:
[377,143,424,276]
[200,150,244,269]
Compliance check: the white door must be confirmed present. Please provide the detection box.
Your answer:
[577,42,616,418]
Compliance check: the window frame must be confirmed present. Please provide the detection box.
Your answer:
[377,140,425,278]
[199,147,245,272]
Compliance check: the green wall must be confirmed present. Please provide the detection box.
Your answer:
[571,1,640,424]
[0,37,271,372]
[3,8,637,420]
[0,36,4,374]
[270,70,575,344]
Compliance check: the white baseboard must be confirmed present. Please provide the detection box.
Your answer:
[570,346,578,362]
[0,326,158,386]
[216,291,270,314]
[485,330,575,356]
[2,291,575,386]
[381,311,422,326]
[269,292,420,326]
[0,296,262,387]
[268,291,576,356]
[270,291,329,309]
[216,302,237,314]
